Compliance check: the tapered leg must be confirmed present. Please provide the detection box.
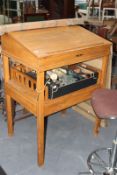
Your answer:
[61,109,67,117]
[6,95,14,136]
[94,117,101,136]
[36,72,45,166]
[2,55,14,135]
[37,111,44,166]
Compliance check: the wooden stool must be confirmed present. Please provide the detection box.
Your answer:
[82,88,117,174]
[91,88,117,134]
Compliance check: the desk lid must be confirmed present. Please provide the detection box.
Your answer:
[5,26,111,58]
[1,26,111,70]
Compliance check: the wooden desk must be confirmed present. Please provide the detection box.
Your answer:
[1,26,111,166]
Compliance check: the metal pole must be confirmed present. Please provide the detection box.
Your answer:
[110,131,117,169]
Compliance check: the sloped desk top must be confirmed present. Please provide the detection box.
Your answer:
[2,26,111,71]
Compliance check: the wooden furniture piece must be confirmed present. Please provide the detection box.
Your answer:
[3,0,24,23]
[107,21,117,89]
[87,89,117,174]
[1,25,111,166]
[91,88,117,134]
[87,0,103,21]
[102,0,117,21]
[73,55,112,127]
[49,0,75,19]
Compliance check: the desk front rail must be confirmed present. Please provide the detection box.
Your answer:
[5,80,101,116]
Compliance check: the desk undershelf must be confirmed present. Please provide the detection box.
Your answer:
[6,80,101,117]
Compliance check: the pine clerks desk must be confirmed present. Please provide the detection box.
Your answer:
[1,26,111,166]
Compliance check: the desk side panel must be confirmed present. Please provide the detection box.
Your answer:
[5,81,37,115]
[44,84,101,116]
[1,34,38,70]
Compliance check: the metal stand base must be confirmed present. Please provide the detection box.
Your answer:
[79,131,117,175]
[87,132,117,175]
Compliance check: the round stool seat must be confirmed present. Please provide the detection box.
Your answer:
[91,88,117,119]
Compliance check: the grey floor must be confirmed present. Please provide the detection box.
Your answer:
[0,108,117,175]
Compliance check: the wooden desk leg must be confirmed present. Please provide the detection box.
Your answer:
[2,55,14,136]
[36,72,45,166]
[61,109,67,116]
[100,55,109,87]
[6,95,14,136]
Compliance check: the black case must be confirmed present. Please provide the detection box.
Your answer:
[47,72,98,99]
[26,68,98,99]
